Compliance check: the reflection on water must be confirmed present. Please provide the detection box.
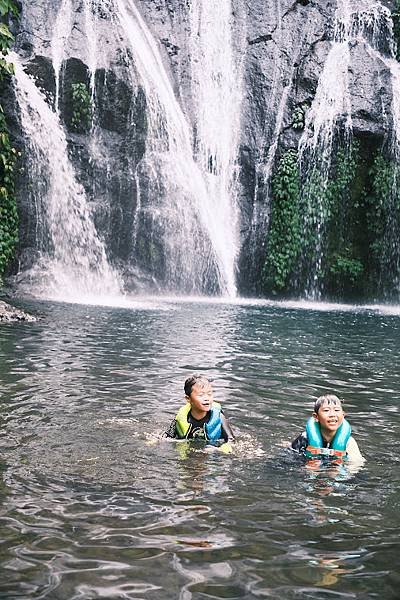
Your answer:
[0,298,400,599]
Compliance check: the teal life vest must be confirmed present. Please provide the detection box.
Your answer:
[305,417,351,459]
[175,402,222,441]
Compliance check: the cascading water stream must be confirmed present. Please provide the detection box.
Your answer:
[51,0,72,112]
[298,0,352,299]
[50,0,241,295]
[83,0,98,93]
[11,54,122,302]
[113,0,240,295]
[14,0,243,299]
[188,0,243,297]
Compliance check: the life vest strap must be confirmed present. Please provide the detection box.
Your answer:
[305,445,346,458]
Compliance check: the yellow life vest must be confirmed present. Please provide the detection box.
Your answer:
[175,401,222,440]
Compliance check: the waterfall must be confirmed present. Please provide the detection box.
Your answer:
[51,0,72,112]
[188,0,243,297]
[83,0,98,93]
[14,0,242,298]
[11,54,123,302]
[112,0,240,295]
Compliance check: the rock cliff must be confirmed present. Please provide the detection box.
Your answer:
[5,0,399,298]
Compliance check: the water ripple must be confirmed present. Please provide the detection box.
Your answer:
[0,299,399,598]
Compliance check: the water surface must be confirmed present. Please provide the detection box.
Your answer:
[1,297,399,599]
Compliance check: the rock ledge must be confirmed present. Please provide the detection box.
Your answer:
[0,300,36,323]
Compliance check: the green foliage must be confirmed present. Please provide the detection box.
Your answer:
[0,0,17,79]
[262,134,400,299]
[392,1,400,61]
[365,153,400,295]
[324,142,365,294]
[367,153,396,243]
[330,251,364,285]
[0,116,19,281]
[300,141,366,295]
[291,103,308,130]
[326,142,360,211]
[262,149,301,293]
[0,0,19,284]
[70,82,93,132]
[0,0,18,17]
[263,141,367,298]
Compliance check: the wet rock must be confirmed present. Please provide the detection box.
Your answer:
[23,55,56,108]
[349,41,393,138]
[0,300,36,323]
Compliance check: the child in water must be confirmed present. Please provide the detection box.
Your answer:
[165,374,234,451]
[291,394,364,463]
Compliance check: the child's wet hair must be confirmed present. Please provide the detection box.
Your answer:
[313,394,342,413]
[184,374,211,396]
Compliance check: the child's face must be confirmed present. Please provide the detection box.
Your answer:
[314,401,344,433]
[187,382,213,415]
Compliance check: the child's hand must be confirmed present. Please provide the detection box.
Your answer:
[218,442,233,454]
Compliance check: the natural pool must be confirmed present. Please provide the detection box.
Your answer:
[0,297,399,599]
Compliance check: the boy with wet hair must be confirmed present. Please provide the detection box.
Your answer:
[291,394,364,462]
[165,374,234,447]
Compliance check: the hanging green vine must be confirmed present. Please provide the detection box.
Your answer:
[262,140,367,298]
[0,0,19,285]
[367,154,396,248]
[262,149,302,293]
[291,103,308,130]
[365,153,400,295]
[325,141,365,294]
[329,251,364,287]
[70,82,93,132]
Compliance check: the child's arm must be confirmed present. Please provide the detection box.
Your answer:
[346,436,365,463]
[291,432,307,452]
[164,418,178,438]
[221,412,235,442]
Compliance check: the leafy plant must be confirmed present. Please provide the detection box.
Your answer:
[365,153,400,295]
[0,0,17,78]
[262,149,302,293]
[70,82,93,132]
[291,103,308,130]
[0,0,19,284]
[263,140,367,297]
[0,0,18,16]
[295,141,364,295]
[324,142,365,295]
[330,251,364,285]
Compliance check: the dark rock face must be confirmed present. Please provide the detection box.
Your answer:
[6,0,399,297]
